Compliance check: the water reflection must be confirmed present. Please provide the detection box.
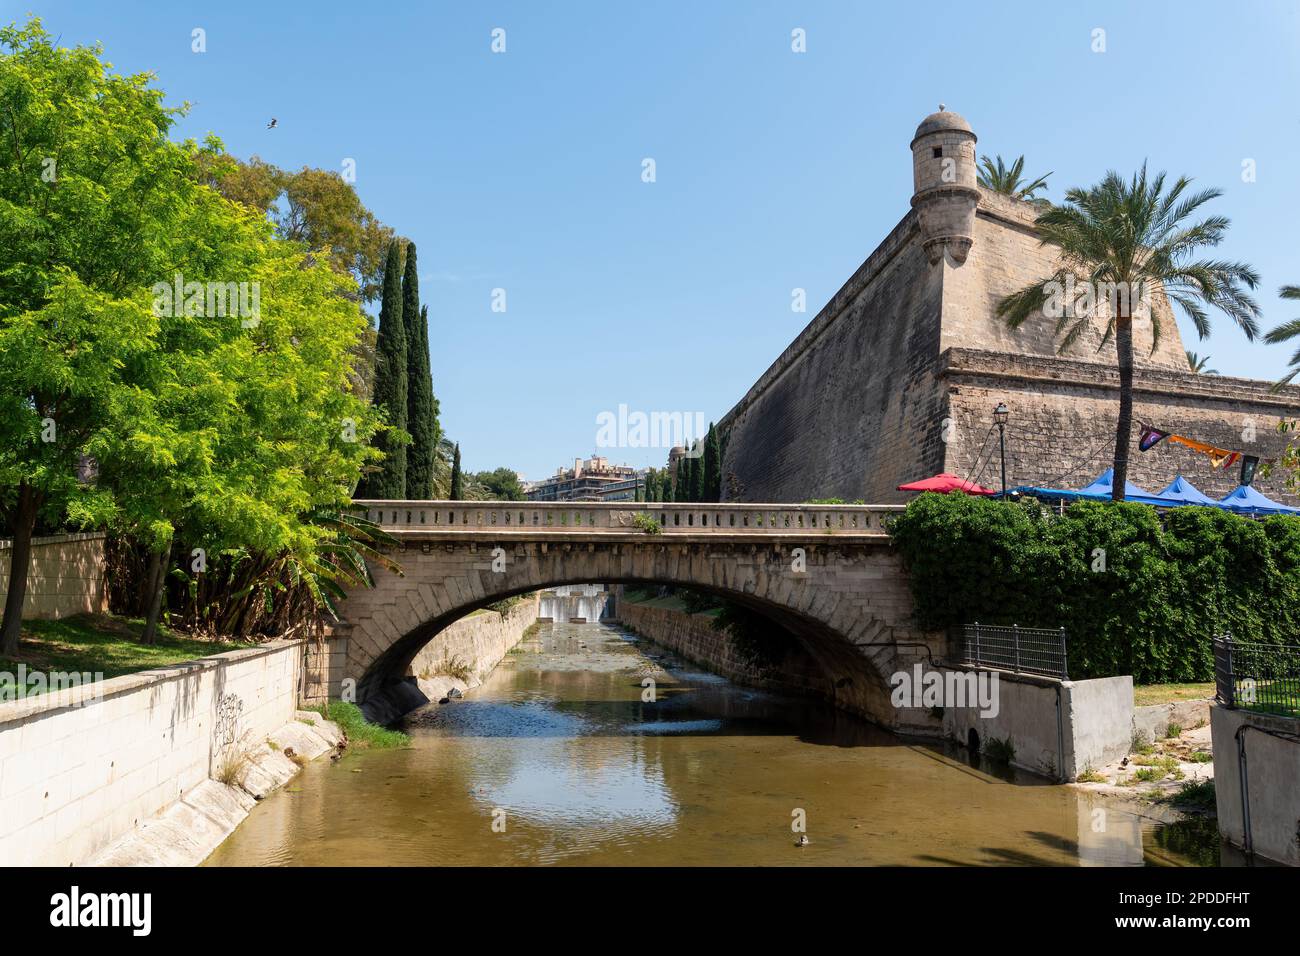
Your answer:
[205,621,1225,867]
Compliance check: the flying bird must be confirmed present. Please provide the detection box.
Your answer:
[266,118,278,129]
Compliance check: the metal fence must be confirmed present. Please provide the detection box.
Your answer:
[961,623,1068,679]
[1213,634,1300,718]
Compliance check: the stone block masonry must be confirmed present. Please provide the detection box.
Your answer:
[717,108,1300,505]
[617,597,828,699]
[0,532,108,621]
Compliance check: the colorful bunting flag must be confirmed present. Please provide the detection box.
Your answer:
[1138,427,1169,452]
[1142,425,1273,476]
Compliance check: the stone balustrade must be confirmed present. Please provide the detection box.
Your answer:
[355,500,902,536]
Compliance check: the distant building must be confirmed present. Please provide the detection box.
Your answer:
[525,456,645,502]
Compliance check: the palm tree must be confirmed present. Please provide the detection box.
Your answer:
[1264,286,1300,386]
[997,165,1261,500]
[977,154,1052,202]
[1185,350,1219,374]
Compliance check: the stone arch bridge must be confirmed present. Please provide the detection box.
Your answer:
[319,501,946,729]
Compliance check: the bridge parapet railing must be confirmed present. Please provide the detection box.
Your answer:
[354,500,903,535]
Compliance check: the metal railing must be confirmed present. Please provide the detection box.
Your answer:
[1213,634,1300,718]
[961,622,1068,679]
[353,500,903,536]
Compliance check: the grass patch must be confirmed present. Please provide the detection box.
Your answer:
[1164,722,1183,739]
[420,655,473,682]
[306,702,408,751]
[215,746,252,788]
[1169,779,1216,813]
[1076,765,1106,783]
[1188,750,1214,764]
[1133,683,1214,707]
[0,613,249,697]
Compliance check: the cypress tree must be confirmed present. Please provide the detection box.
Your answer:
[703,422,721,503]
[688,450,703,503]
[665,461,677,502]
[403,244,437,499]
[361,238,407,498]
[645,467,657,502]
[449,443,463,500]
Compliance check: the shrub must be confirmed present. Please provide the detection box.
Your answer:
[889,493,1300,682]
[633,513,662,535]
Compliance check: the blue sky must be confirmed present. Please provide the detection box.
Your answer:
[16,0,1300,479]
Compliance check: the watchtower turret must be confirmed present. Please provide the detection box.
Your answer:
[910,105,979,265]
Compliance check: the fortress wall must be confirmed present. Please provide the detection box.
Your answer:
[944,190,1188,370]
[941,349,1300,502]
[719,217,948,504]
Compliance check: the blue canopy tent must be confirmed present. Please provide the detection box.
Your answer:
[1071,468,1167,506]
[1150,475,1220,507]
[1216,484,1300,516]
[1003,468,1166,505]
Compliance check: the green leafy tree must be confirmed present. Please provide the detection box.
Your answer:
[997,166,1260,500]
[197,155,393,304]
[0,20,198,652]
[449,443,464,500]
[0,19,384,649]
[402,246,437,499]
[1264,285,1300,386]
[357,239,407,499]
[473,467,525,501]
[703,423,721,503]
[977,154,1052,202]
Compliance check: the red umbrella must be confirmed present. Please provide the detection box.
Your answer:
[897,473,996,495]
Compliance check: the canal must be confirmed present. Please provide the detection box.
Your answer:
[205,621,1225,866]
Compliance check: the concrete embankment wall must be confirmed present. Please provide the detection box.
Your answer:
[409,596,540,685]
[1211,705,1300,866]
[0,639,306,866]
[621,597,1135,782]
[0,533,107,621]
[941,669,1134,781]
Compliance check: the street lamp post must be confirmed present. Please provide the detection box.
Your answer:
[993,402,1009,497]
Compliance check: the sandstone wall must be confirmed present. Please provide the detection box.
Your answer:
[407,594,539,685]
[0,533,107,621]
[942,349,1300,503]
[0,640,304,866]
[717,186,1300,505]
[719,214,947,503]
[945,191,1187,369]
[618,599,832,700]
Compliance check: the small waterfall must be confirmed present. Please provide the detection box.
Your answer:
[538,584,610,623]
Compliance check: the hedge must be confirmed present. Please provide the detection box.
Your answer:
[888,493,1300,683]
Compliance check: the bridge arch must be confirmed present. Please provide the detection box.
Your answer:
[329,502,945,730]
